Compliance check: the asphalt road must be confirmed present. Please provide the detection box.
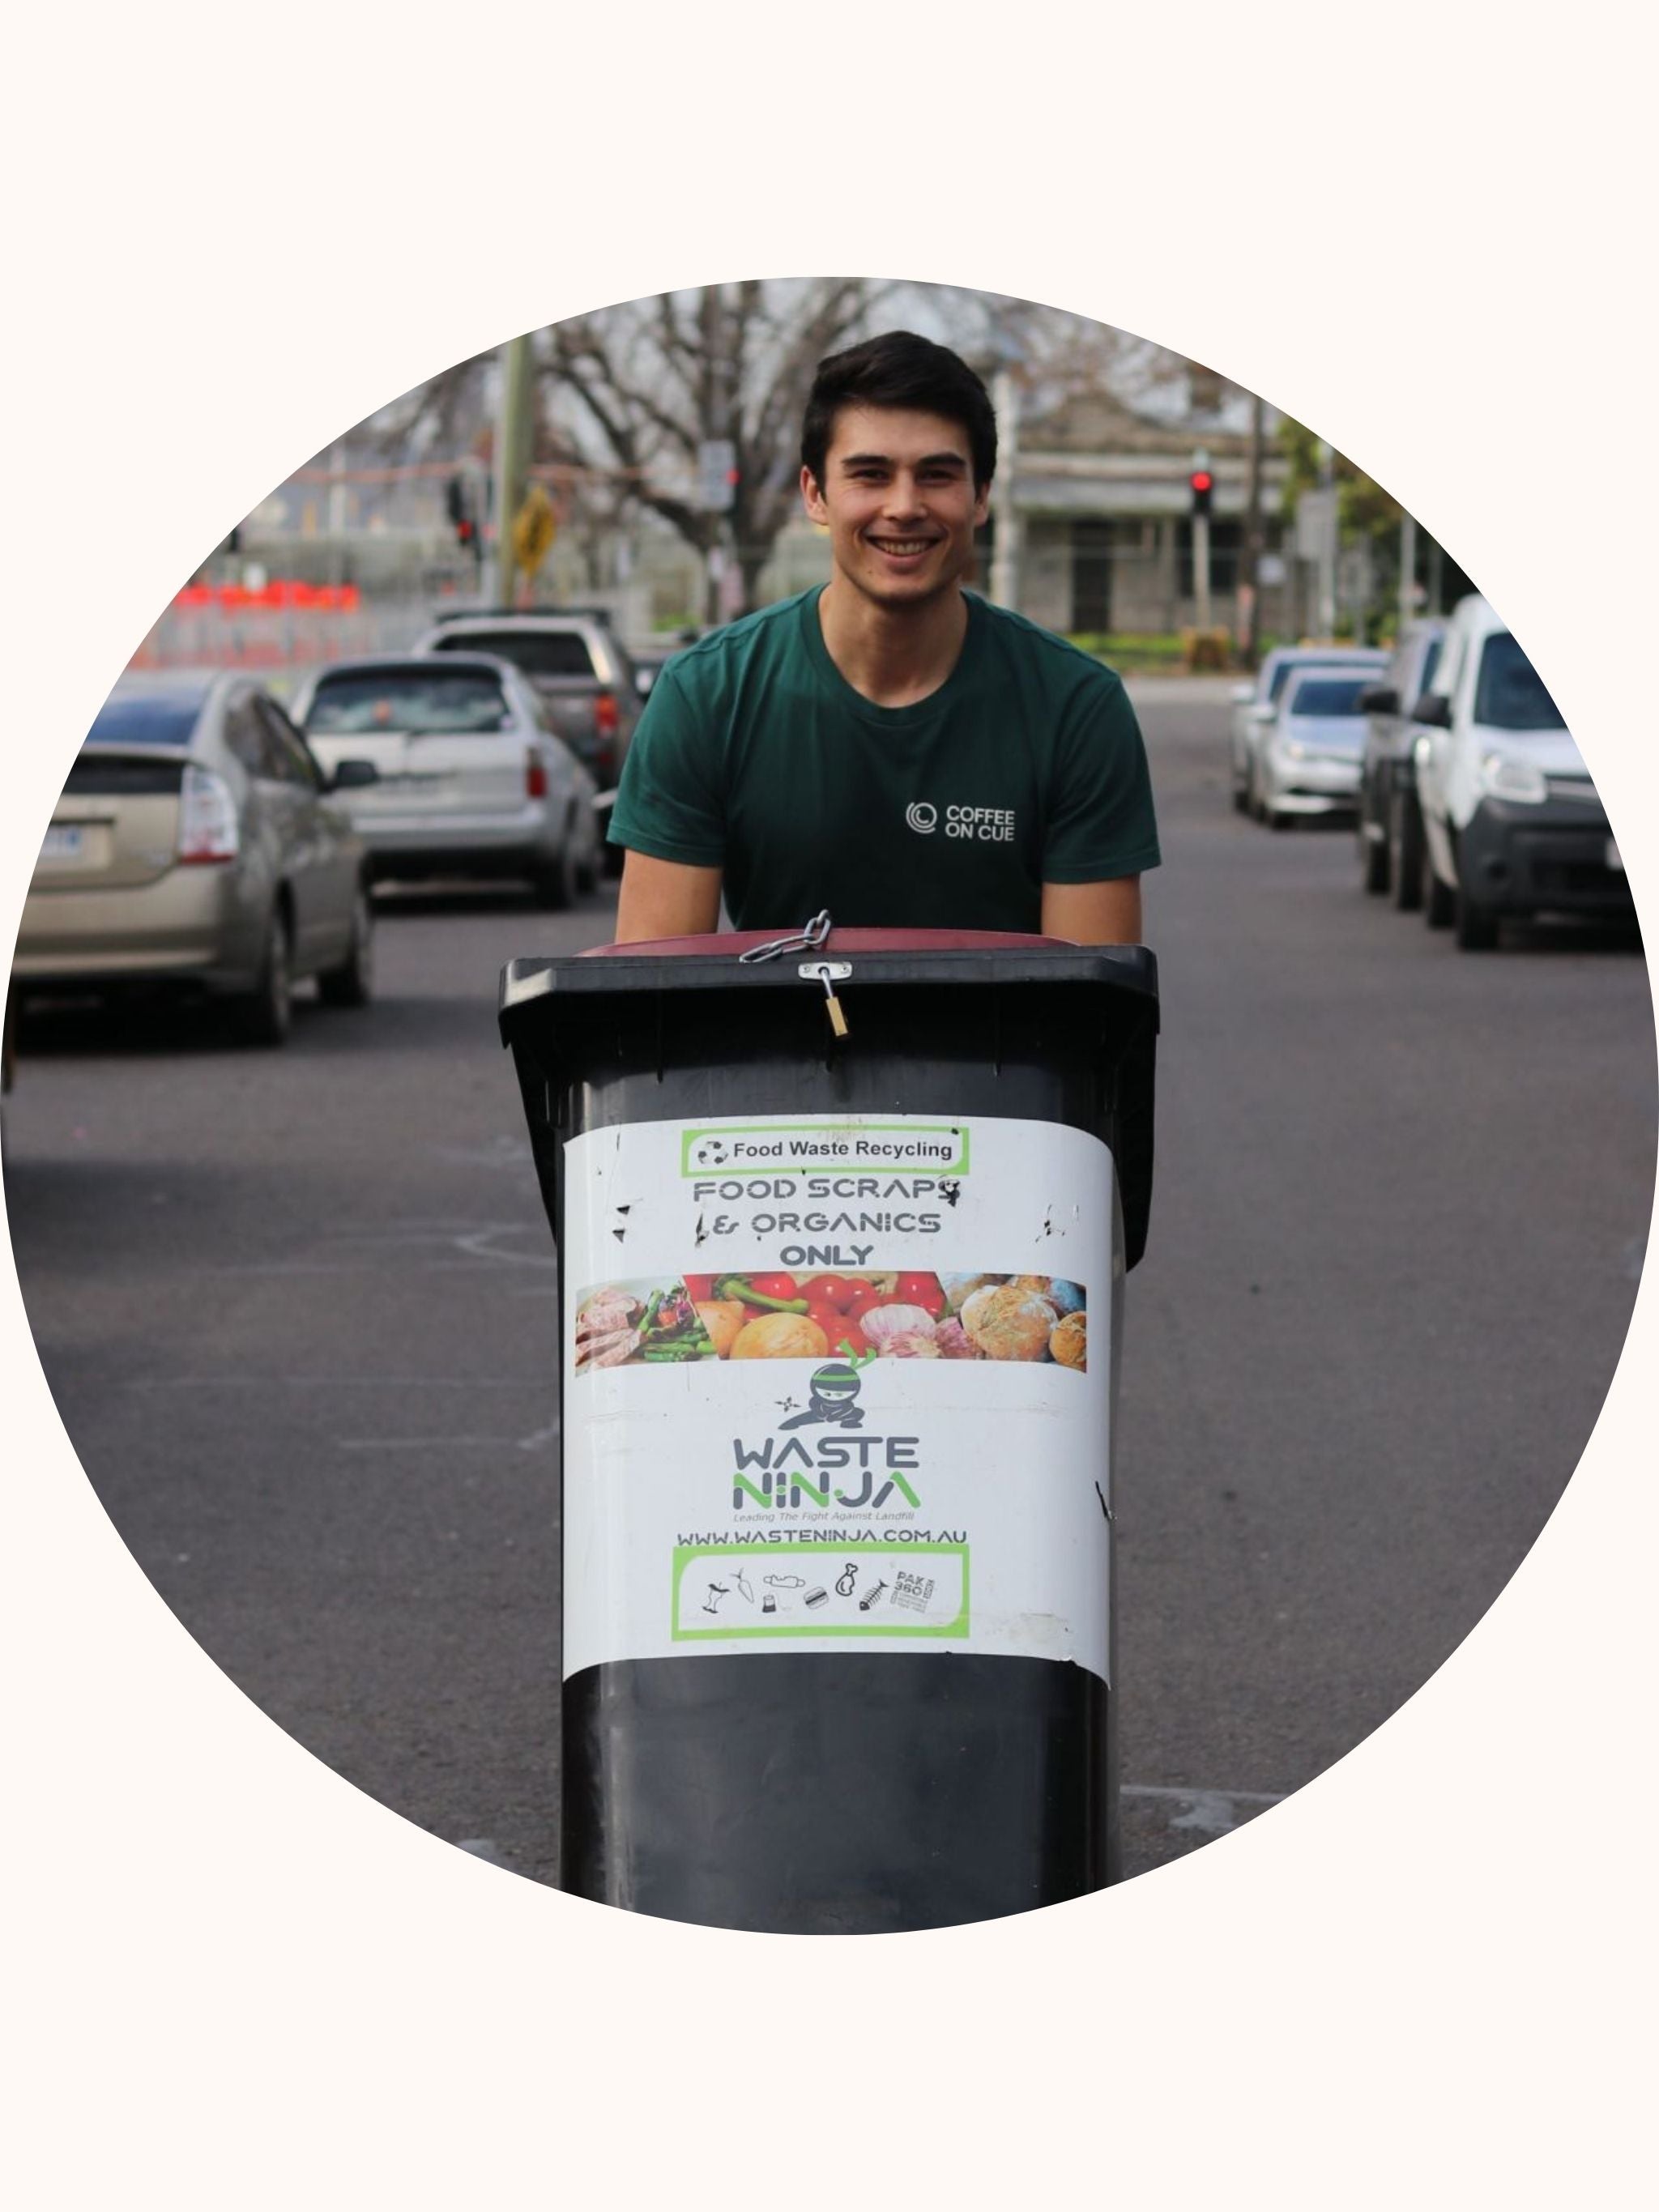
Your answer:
[6,681,1653,1893]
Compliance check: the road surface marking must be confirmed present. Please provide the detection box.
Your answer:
[1121,1783,1286,1834]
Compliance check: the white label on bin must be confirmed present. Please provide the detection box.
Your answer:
[561,1113,1115,1681]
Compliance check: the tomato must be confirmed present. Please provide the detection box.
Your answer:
[683,1274,716,1304]
[893,1272,946,1318]
[841,1280,883,1319]
[808,1306,869,1361]
[744,1272,800,1302]
[801,1272,857,1311]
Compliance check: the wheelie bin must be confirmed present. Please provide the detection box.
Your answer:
[499,925,1158,1933]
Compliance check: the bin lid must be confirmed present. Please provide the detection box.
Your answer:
[500,931,1158,1016]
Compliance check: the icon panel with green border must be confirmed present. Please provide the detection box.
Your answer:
[672,1541,969,1641]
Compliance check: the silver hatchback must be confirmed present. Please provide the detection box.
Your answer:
[15,671,375,1045]
[292,654,601,907]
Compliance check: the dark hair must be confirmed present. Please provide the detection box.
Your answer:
[800,331,998,491]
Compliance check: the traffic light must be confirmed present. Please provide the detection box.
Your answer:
[1188,467,1214,520]
[446,474,479,556]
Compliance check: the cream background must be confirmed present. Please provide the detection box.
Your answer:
[3,2,1653,2204]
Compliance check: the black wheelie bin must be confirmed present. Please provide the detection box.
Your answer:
[499,924,1158,1933]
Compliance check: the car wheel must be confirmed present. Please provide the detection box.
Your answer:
[237,906,292,1045]
[318,882,374,1007]
[1422,841,1456,930]
[1269,808,1292,832]
[532,837,578,911]
[1390,791,1424,912]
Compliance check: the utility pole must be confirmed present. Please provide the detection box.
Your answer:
[989,369,1023,612]
[699,285,739,626]
[1239,393,1266,667]
[1398,510,1417,638]
[328,440,348,590]
[493,332,535,607]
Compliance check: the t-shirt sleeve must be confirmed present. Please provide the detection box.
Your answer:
[1041,670,1162,883]
[606,664,727,865]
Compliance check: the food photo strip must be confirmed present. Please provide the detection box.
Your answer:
[572,1269,1088,1375]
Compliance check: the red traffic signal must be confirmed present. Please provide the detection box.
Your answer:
[446,474,480,556]
[1188,468,1214,519]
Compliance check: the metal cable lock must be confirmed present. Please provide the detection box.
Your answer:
[736,911,848,1037]
[736,910,834,965]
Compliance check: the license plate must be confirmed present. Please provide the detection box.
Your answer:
[1606,838,1623,872]
[40,823,84,861]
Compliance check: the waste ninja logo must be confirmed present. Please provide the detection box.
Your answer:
[731,1362,921,1510]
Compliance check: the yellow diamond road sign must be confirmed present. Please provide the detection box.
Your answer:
[512,485,557,578]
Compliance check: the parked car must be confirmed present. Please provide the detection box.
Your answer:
[1355,620,1447,904]
[412,609,641,795]
[1254,667,1379,829]
[1230,643,1387,816]
[290,654,600,908]
[1413,595,1632,949]
[12,671,375,1045]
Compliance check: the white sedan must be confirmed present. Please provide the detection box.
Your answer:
[1232,644,1386,814]
[291,654,602,908]
[1253,667,1378,829]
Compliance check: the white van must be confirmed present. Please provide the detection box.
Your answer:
[1411,595,1631,948]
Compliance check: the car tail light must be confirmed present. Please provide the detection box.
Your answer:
[526,748,548,800]
[176,764,240,863]
[595,688,619,739]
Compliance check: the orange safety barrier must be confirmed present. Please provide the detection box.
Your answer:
[173,580,363,613]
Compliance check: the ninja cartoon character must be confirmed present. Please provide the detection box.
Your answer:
[779,1360,869,1430]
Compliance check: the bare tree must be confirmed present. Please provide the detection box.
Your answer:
[539,279,890,613]
[349,288,1217,612]
[363,353,495,460]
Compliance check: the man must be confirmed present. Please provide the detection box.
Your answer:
[610,331,1160,944]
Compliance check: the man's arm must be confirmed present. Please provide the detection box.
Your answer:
[614,849,723,942]
[1041,876,1143,946]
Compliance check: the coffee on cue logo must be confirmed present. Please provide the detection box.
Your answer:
[905,800,1015,842]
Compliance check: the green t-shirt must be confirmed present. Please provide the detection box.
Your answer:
[608,587,1161,931]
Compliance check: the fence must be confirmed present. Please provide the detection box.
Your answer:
[128,582,437,682]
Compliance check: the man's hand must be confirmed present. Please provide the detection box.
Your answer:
[614,850,723,943]
[1040,876,1143,945]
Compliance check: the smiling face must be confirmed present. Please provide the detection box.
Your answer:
[801,405,992,613]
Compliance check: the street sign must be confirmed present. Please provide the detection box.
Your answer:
[1295,488,1337,563]
[512,485,557,578]
[696,438,736,514]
